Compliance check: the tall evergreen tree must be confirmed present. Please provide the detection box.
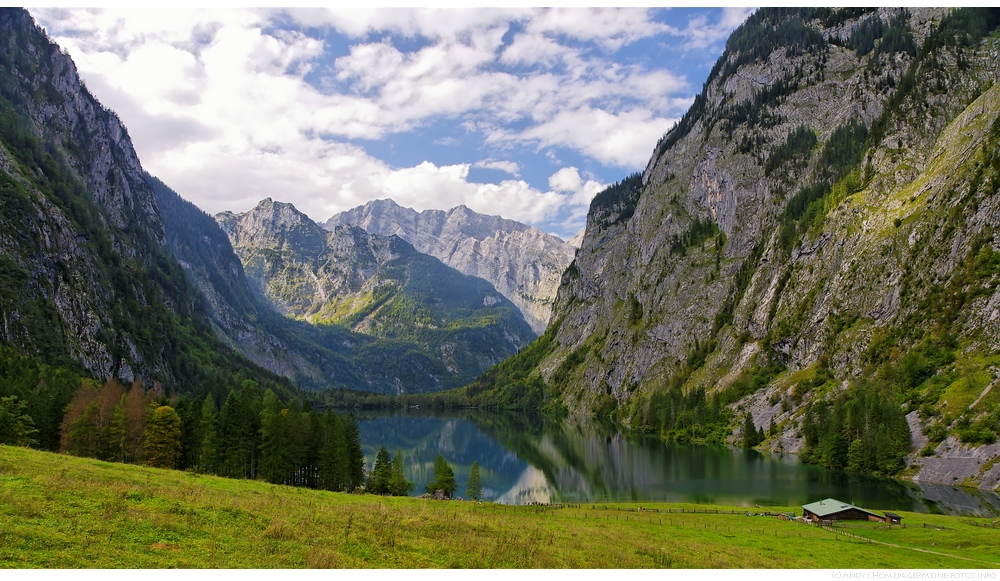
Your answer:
[198,395,217,474]
[369,445,392,494]
[344,413,365,491]
[466,461,482,500]
[259,389,293,484]
[302,410,324,488]
[318,410,348,491]
[0,395,37,446]
[426,454,457,498]
[103,396,128,463]
[741,412,763,449]
[389,449,414,497]
[144,405,182,469]
[216,390,242,477]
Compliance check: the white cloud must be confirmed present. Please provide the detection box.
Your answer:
[520,107,678,168]
[474,160,521,177]
[548,167,606,207]
[28,7,744,238]
[524,8,670,51]
[674,7,754,51]
[282,7,528,42]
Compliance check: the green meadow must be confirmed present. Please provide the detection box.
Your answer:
[1,445,998,568]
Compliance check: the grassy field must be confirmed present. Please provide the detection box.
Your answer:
[1,445,998,568]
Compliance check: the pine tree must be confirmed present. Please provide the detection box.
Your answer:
[198,395,216,474]
[344,414,365,491]
[426,454,457,498]
[369,446,392,494]
[389,449,414,496]
[0,395,37,446]
[103,396,128,463]
[144,405,182,469]
[466,461,482,500]
[742,412,763,449]
[318,410,348,491]
[259,389,292,484]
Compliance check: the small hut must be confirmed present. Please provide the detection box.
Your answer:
[885,512,903,525]
[802,498,886,523]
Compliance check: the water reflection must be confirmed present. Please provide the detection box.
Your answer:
[355,409,1000,516]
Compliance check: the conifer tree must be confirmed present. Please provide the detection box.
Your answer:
[198,395,216,474]
[144,405,182,469]
[389,449,414,497]
[426,454,457,498]
[369,445,392,494]
[0,395,37,446]
[741,412,763,449]
[466,460,482,500]
[318,410,348,491]
[259,389,292,484]
[103,396,128,463]
[344,413,365,491]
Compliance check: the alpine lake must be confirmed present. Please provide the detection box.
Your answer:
[356,409,1000,516]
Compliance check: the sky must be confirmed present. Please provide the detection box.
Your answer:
[29,7,754,240]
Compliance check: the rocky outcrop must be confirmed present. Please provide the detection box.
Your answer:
[325,199,575,334]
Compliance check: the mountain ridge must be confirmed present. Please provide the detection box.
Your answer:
[217,197,536,393]
[325,198,576,334]
[479,7,1000,490]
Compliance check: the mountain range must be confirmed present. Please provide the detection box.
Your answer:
[325,198,577,335]
[215,197,534,392]
[0,8,532,397]
[3,7,1000,491]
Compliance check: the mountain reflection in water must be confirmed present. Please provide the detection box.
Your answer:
[354,409,1000,516]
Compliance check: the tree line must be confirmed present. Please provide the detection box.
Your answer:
[55,377,367,492]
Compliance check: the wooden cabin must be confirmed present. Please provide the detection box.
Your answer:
[801,498,886,523]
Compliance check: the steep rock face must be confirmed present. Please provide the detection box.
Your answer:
[0,9,182,384]
[0,9,300,402]
[540,8,1000,488]
[326,198,575,334]
[218,198,536,393]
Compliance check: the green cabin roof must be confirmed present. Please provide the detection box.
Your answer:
[801,498,882,519]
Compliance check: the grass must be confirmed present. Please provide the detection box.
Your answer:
[2,446,999,568]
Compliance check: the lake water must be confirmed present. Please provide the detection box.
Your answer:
[356,409,1000,516]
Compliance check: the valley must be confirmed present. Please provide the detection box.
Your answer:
[1,7,1000,570]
